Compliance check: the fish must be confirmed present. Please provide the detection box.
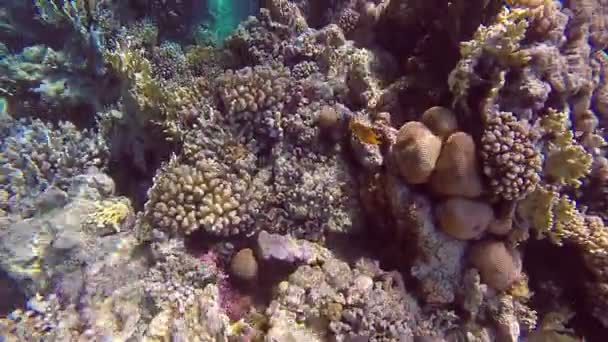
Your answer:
[349,118,381,145]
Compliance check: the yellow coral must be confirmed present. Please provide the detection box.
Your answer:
[519,186,556,239]
[104,41,165,113]
[460,6,531,64]
[541,109,592,187]
[85,197,133,234]
[519,185,589,245]
[519,185,608,255]
[449,6,531,107]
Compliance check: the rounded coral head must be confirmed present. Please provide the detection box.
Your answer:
[436,197,494,240]
[470,240,521,291]
[393,121,442,184]
[230,248,258,281]
[421,106,459,140]
[430,132,484,198]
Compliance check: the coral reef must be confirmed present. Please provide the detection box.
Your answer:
[266,247,422,341]
[3,0,608,339]
[1,115,108,217]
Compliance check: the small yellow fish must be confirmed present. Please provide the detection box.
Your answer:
[349,118,381,145]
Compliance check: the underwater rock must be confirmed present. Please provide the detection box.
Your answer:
[33,187,69,214]
[66,170,116,200]
[0,173,133,298]
[385,175,466,304]
[267,247,420,341]
[256,231,327,265]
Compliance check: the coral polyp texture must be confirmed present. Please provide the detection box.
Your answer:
[3,0,608,340]
[142,156,261,237]
[480,111,542,201]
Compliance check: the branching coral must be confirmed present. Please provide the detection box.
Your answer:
[480,111,542,201]
[593,50,608,123]
[346,48,388,109]
[449,6,532,110]
[518,185,607,254]
[225,8,292,65]
[141,155,262,238]
[150,41,190,81]
[266,0,308,32]
[33,0,108,72]
[217,64,293,143]
[218,64,291,115]
[104,40,165,114]
[540,109,593,188]
[0,116,108,216]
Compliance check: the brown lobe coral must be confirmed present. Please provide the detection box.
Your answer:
[470,240,521,291]
[430,132,484,198]
[436,197,495,240]
[420,106,459,140]
[230,248,259,281]
[392,121,442,184]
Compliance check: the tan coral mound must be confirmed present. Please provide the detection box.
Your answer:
[392,121,442,184]
[430,132,484,198]
[231,248,258,281]
[420,106,459,140]
[470,240,521,291]
[436,197,494,240]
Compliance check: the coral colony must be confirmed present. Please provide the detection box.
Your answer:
[1,0,608,340]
